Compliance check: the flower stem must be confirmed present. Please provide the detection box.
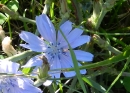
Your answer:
[88,0,117,30]
[106,55,130,93]
[42,0,53,14]
[94,8,107,30]
[0,4,36,24]
[93,34,122,55]
[59,0,70,25]
[4,50,35,62]
[71,0,82,24]
[50,48,130,72]
[18,15,36,24]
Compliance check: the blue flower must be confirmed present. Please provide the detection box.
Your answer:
[0,60,42,93]
[19,14,93,79]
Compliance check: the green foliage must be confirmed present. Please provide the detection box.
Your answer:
[1,0,130,93]
[22,67,33,75]
[6,0,19,12]
[0,0,19,25]
[1,0,8,4]
[123,77,130,92]
[0,13,7,24]
[59,28,87,93]
[82,77,106,93]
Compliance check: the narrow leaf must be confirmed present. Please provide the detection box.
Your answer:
[82,77,106,93]
[59,28,87,93]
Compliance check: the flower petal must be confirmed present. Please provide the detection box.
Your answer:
[19,31,47,52]
[57,21,72,43]
[67,28,83,43]
[49,56,61,78]
[36,14,56,42]
[71,35,91,48]
[20,44,46,52]
[59,28,83,48]
[0,60,19,73]
[22,54,43,68]
[61,52,87,77]
[61,51,74,66]
[19,31,44,45]
[60,21,73,35]
[17,78,42,93]
[74,50,94,62]
[63,71,76,78]
[78,62,87,74]
[60,52,76,77]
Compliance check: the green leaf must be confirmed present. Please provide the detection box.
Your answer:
[123,77,130,92]
[106,55,130,93]
[0,55,5,59]
[22,67,34,74]
[50,2,54,18]
[0,13,7,25]
[59,28,87,93]
[82,77,106,93]
[6,0,19,12]
[5,50,35,62]
[50,47,130,74]
[1,0,8,4]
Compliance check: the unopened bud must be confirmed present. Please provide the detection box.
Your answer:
[0,25,5,40]
[38,56,50,79]
[93,34,109,48]
[0,25,2,30]
[2,36,17,56]
[34,56,52,87]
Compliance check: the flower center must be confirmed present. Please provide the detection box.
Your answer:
[46,42,68,60]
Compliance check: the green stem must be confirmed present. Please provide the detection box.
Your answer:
[49,48,130,72]
[59,0,70,25]
[105,55,130,93]
[89,0,116,30]
[66,77,78,93]
[7,17,12,38]
[4,46,130,74]
[84,29,130,35]
[0,4,35,24]
[18,16,36,24]
[4,50,35,62]
[71,0,82,24]
[95,8,107,30]
[59,28,87,93]
[42,0,53,14]
[93,34,122,55]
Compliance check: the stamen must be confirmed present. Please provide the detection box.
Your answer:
[58,55,60,60]
[58,42,60,45]
[47,42,68,60]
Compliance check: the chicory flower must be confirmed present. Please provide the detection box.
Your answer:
[19,14,93,79]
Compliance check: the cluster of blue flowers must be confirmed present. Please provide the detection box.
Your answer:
[0,14,93,93]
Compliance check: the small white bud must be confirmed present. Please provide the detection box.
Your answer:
[0,25,2,30]
[2,36,17,56]
[0,25,5,40]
